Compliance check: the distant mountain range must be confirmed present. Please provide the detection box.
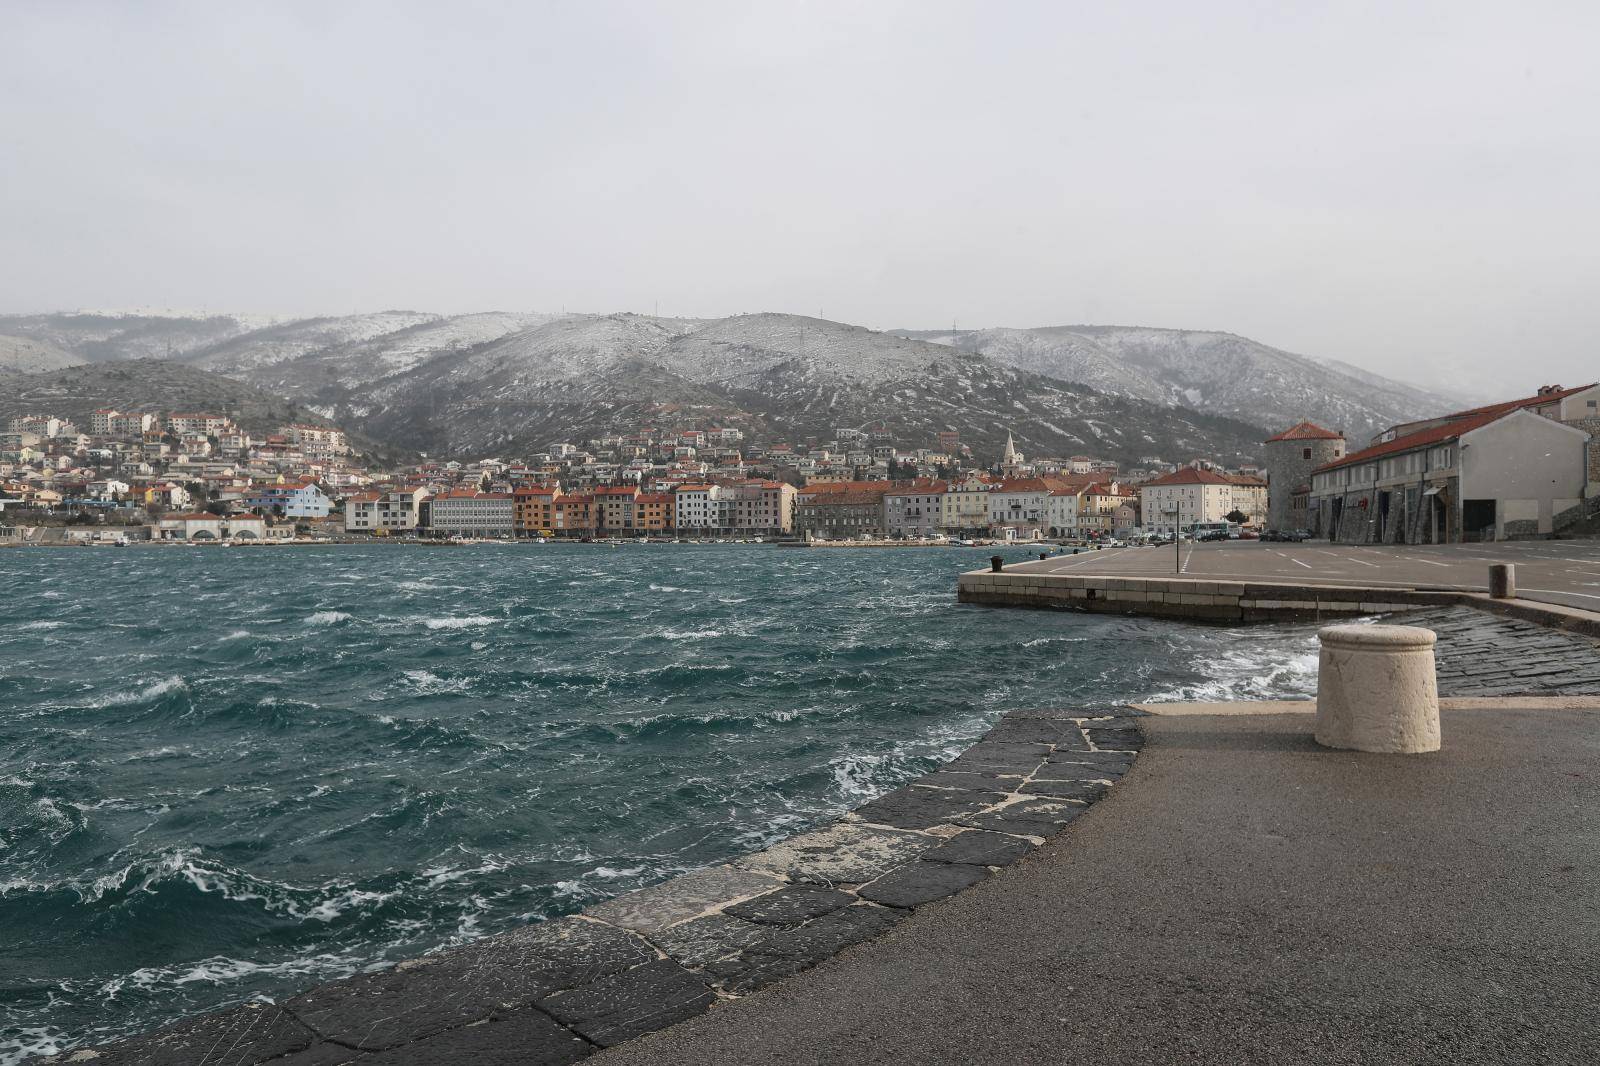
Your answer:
[1,310,1468,463]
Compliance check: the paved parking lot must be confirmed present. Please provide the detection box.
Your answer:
[1012,539,1600,612]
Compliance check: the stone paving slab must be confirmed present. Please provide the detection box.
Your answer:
[285,917,653,1051]
[851,784,1011,830]
[582,865,780,935]
[538,958,716,1048]
[724,885,855,928]
[54,1002,316,1065]
[856,860,991,908]
[921,829,1036,867]
[734,823,936,884]
[700,905,905,996]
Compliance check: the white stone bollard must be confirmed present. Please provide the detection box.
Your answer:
[1315,624,1441,753]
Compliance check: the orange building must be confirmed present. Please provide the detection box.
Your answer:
[513,485,562,536]
[593,485,640,532]
[552,494,594,534]
[631,492,673,531]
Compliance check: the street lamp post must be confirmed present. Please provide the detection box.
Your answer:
[1165,503,1180,574]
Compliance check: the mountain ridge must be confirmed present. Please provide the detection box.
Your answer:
[1,310,1466,461]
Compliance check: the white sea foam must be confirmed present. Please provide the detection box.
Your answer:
[422,615,495,630]
[20,620,65,631]
[659,628,723,640]
[305,611,352,627]
[94,676,189,708]
[1145,647,1320,703]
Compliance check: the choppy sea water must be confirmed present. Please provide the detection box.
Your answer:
[0,544,1323,1062]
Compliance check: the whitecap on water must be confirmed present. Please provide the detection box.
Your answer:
[421,616,495,630]
[304,611,352,627]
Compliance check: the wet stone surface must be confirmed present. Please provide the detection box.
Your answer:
[858,860,992,909]
[724,885,856,927]
[852,785,1010,830]
[649,912,770,967]
[286,917,653,1050]
[923,829,1038,867]
[701,905,905,996]
[539,958,716,1048]
[961,797,1088,837]
[54,1002,316,1066]
[583,865,780,934]
[736,823,936,884]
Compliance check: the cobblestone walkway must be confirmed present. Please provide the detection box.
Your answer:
[1415,606,1600,696]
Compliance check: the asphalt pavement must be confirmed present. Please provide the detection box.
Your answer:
[596,705,1600,1065]
[1009,539,1600,612]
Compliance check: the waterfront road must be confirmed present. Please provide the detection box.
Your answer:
[1004,539,1600,612]
[598,704,1600,1065]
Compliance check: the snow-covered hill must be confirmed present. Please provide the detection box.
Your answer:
[0,309,1466,460]
[893,325,1458,440]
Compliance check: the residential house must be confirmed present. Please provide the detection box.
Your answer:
[1139,468,1235,536]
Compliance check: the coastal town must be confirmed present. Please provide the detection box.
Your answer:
[2,381,1596,546]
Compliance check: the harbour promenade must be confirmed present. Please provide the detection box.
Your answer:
[960,540,1600,634]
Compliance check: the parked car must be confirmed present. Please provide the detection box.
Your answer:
[1197,529,1231,542]
[1238,529,1260,540]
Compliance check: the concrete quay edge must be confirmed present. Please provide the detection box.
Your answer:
[45,707,1150,1066]
[957,568,1600,638]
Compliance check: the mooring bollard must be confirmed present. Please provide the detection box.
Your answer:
[1489,563,1515,599]
[1072,548,1080,555]
[1314,625,1440,753]
[1039,552,1048,561]
[990,555,1004,573]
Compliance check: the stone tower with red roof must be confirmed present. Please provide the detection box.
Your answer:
[1262,421,1345,532]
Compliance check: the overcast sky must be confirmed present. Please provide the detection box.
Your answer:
[3,1,1595,394]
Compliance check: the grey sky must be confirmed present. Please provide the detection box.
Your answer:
[3,1,1595,394]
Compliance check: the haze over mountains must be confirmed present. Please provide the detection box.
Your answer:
[1,310,1466,463]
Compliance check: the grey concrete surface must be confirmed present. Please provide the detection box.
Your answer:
[597,706,1600,1066]
[1011,539,1600,612]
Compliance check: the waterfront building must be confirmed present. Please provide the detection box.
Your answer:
[1262,421,1346,531]
[987,477,1050,539]
[426,490,515,536]
[884,483,945,538]
[344,485,427,533]
[593,485,641,532]
[631,492,673,531]
[940,477,993,535]
[513,485,562,535]
[552,493,594,534]
[672,484,721,530]
[797,491,886,540]
[1045,487,1079,537]
[1139,467,1235,536]
[727,480,795,534]
[1309,384,1597,543]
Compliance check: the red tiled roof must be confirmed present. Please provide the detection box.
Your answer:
[1313,411,1502,474]
[1141,467,1233,487]
[1264,421,1342,443]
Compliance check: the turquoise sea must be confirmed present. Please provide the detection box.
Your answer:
[0,544,1323,1062]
